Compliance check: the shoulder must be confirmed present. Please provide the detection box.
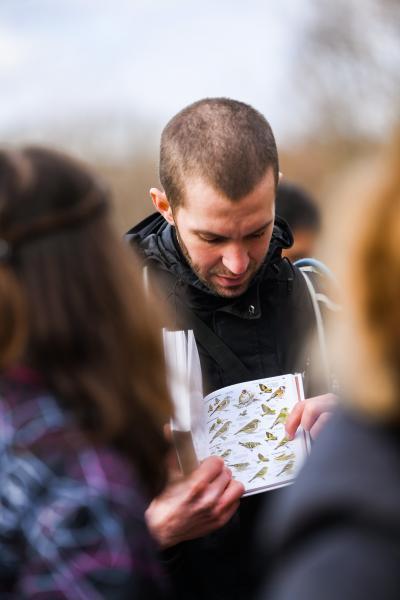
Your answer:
[270,410,400,536]
[259,258,314,330]
[260,256,309,296]
[0,386,164,596]
[257,411,400,599]
[0,376,68,458]
[0,378,147,519]
[25,445,149,545]
[7,453,164,597]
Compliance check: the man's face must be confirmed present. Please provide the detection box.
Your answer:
[171,169,276,298]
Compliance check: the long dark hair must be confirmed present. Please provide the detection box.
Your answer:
[0,147,172,496]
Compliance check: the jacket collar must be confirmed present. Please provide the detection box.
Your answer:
[127,213,293,318]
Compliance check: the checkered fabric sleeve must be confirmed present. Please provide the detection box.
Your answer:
[0,368,167,599]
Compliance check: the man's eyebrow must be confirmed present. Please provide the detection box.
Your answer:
[193,220,274,239]
[246,220,274,235]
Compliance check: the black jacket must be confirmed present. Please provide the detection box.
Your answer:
[127,214,316,600]
[257,409,400,600]
[127,213,315,394]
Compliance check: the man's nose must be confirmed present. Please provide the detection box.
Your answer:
[222,245,250,275]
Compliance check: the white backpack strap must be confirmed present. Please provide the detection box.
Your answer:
[299,268,331,387]
[298,266,341,312]
[295,258,341,390]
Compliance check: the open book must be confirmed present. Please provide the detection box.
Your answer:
[163,329,311,496]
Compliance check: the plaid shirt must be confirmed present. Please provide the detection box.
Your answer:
[0,366,167,599]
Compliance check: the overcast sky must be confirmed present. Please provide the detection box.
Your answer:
[0,0,316,155]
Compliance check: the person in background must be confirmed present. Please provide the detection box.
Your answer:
[257,137,400,599]
[275,181,321,262]
[0,147,172,599]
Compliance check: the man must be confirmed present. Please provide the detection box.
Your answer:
[275,181,321,262]
[127,98,335,599]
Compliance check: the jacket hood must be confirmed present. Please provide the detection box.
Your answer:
[126,212,294,295]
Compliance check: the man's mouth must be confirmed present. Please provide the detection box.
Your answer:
[214,274,248,287]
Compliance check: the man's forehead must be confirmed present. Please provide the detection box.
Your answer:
[180,175,223,205]
[173,177,275,240]
[179,170,276,211]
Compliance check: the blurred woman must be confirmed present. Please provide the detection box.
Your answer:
[0,147,172,598]
[257,137,400,600]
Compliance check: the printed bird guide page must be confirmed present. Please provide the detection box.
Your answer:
[163,329,311,496]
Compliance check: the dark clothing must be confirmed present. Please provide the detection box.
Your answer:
[127,214,314,394]
[127,214,316,600]
[257,409,400,600]
[0,366,167,599]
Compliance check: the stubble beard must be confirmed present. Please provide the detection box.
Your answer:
[174,225,262,298]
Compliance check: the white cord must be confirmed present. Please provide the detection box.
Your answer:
[300,269,331,388]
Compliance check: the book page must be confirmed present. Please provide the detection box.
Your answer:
[204,374,310,495]
[163,329,190,432]
[163,329,198,473]
[163,329,208,472]
[187,330,208,461]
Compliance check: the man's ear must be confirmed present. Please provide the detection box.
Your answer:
[150,188,175,225]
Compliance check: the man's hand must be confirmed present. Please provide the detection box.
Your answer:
[145,456,244,549]
[285,393,337,440]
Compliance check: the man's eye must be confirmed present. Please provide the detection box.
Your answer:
[249,230,266,239]
[200,237,223,244]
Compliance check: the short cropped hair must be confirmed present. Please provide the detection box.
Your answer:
[160,97,279,208]
[276,182,321,232]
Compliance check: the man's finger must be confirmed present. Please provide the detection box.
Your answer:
[215,500,241,529]
[285,401,304,440]
[216,479,245,512]
[197,467,233,510]
[212,480,244,524]
[300,397,336,432]
[309,411,332,439]
[187,456,226,501]
[286,394,338,439]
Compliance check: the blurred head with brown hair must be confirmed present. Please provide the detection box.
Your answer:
[0,146,171,496]
[330,135,400,420]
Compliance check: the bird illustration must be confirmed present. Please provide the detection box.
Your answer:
[257,453,269,463]
[234,418,260,435]
[275,451,295,462]
[219,448,232,460]
[266,385,286,402]
[265,431,278,442]
[236,389,255,407]
[210,396,230,417]
[209,417,223,433]
[259,383,273,394]
[275,435,290,450]
[228,462,250,472]
[248,466,268,483]
[261,403,276,416]
[239,441,261,451]
[271,407,289,428]
[239,410,247,417]
[210,420,232,443]
[277,460,295,477]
